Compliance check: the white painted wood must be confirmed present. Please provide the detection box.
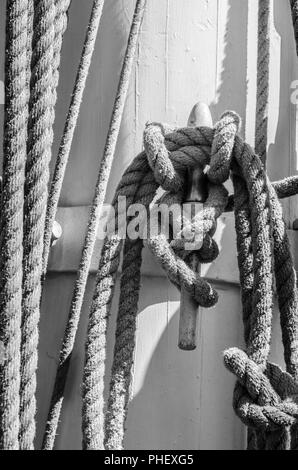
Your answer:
[0,0,297,451]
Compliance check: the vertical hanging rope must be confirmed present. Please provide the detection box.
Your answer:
[42,0,147,450]
[42,0,105,279]
[20,0,55,450]
[103,239,143,450]
[52,0,71,110]
[290,0,298,56]
[232,173,261,450]
[255,0,270,164]
[0,0,30,450]
[82,160,155,450]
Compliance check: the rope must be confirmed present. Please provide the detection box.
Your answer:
[0,0,30,450]
[42,0,103,278]
[42,0,146,450]
[52,0,71,110]
[20,0,55,450]
[255,0,271,165]
[82,110,298,450]
[211,116,298,449]
[290,0,298,55]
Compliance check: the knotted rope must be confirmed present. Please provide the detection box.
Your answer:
[213,113,298,450]
[82,109,298,450]
[0,0,30,450]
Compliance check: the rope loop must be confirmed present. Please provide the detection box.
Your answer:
[224,348,298,433]
[143,121,229,309]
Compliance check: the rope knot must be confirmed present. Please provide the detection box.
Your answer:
[143,115,239,308]
[208,111,241,184]
[143,122,211,192]
[144,122,184,192]
[223,348,298,432]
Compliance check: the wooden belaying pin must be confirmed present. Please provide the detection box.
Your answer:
[178,103,213,351]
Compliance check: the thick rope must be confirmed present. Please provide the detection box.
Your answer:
[232,173,259,450]
[226,175,298,212]
[290,0,298,56]
[269,184,298,380]
[206,113,298,449]
[0,0,30,450]
[212,119,298,449]
[42,0,146,450]
[255,0,271,165]
[42,0,104,278]
[209,113,275,370]
[104,237,143,450]
[20,0,55,450]
[82,166,156,450]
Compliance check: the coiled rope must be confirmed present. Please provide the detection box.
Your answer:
[82,107,298,449]
[20,0,55,450]
[42,0,147,450]
[0,0,30,450]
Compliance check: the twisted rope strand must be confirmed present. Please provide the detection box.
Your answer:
[232,173,258,450]
[0,0,30,450]
[42,0,146,450]
[235,140,274,368]
[52,0,71,110]
[104,238,143,450]
[20,0,55,450]
[268,185,298,380]
[255,0,270,165]
[42,0,104,278]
